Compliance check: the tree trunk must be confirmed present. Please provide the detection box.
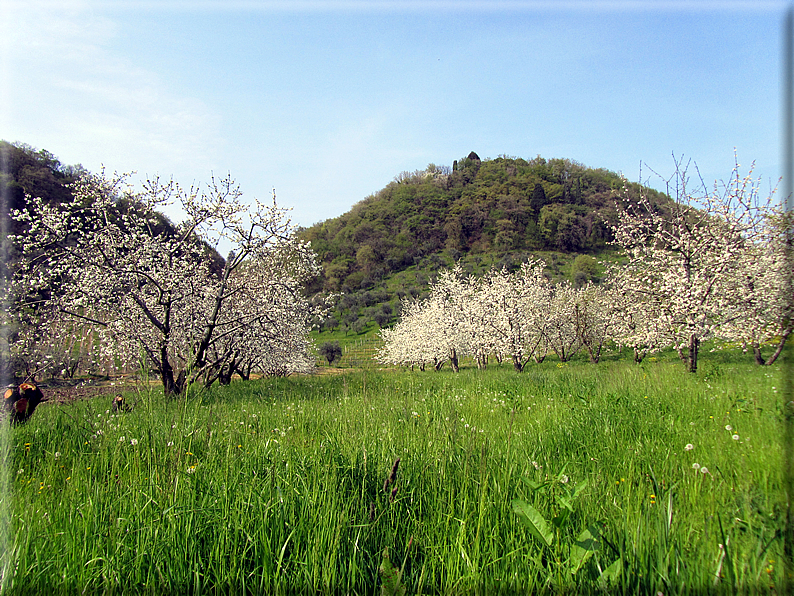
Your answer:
[762,321,793,366]
[450,349,460,373]
[751,342,766,366]
[159,345,184,397]
[512,355,524,373]
[687,335,699,373]
[586,342,602,364]
[218,365,233,386]
[193,252,235,374]
[234,361,252,381]
[218,354,241,385]
[633,347,644,364]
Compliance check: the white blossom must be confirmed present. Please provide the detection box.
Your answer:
[10,171,325,395]
[608,156,778,371]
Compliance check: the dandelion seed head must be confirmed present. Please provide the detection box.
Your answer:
[685,443,694,451]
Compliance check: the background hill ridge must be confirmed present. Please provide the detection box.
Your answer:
[1,142,671,337]
[297,151,670,335]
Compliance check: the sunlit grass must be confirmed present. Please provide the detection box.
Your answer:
[1,353,785,594]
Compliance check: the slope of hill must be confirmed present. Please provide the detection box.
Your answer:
[298,152,668,334]
[3,143,671,339]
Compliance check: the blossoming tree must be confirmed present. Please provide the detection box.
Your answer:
[716,202,793,365]
[11,170,322,396]
[378,266,472,371]
[570,282,622,364]
[475,261,551,372]
[610,159,772,372]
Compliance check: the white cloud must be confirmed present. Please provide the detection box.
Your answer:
[1,1,221,181]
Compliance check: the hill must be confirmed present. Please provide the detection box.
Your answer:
[298,152,669,335]
[2,143,672,338]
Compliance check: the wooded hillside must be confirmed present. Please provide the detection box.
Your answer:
[2,143,671,337]
[298,152,669,333]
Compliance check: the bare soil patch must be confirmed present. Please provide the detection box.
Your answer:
[36,378,140,405]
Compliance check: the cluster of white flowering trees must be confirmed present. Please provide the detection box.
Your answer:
[6,305,104,381]
[610,160,790,371]
[378,262,623,372]
[380,161,790,373]
[10,170,324,396]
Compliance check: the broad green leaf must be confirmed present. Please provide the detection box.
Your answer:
[379,547,406,596]
[551,516,564,529]
[569,524,601,575]
[597,557,623,590]
[521,477,545,493]
[557,495,574,512]
[572,481,588,499]
[552,509,571,529]
[512,499,554,547]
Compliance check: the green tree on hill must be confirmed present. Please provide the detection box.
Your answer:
[530,182,548,214]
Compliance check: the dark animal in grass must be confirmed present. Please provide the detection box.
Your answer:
[3,383,44,424]
[111,394,130,413]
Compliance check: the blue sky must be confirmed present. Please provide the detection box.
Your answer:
[1,1,787,229]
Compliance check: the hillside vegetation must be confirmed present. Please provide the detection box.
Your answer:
[299,152,670,333]
[2,143,671,339]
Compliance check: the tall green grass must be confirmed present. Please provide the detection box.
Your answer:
[1,355,785,594]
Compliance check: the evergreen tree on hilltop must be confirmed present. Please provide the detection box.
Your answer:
[530,182,548,215]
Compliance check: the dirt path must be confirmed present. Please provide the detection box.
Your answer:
[36,378,140,405]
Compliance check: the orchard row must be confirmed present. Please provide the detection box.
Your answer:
[379,159,790,373]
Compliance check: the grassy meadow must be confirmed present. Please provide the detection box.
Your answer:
[0,350,786,594]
